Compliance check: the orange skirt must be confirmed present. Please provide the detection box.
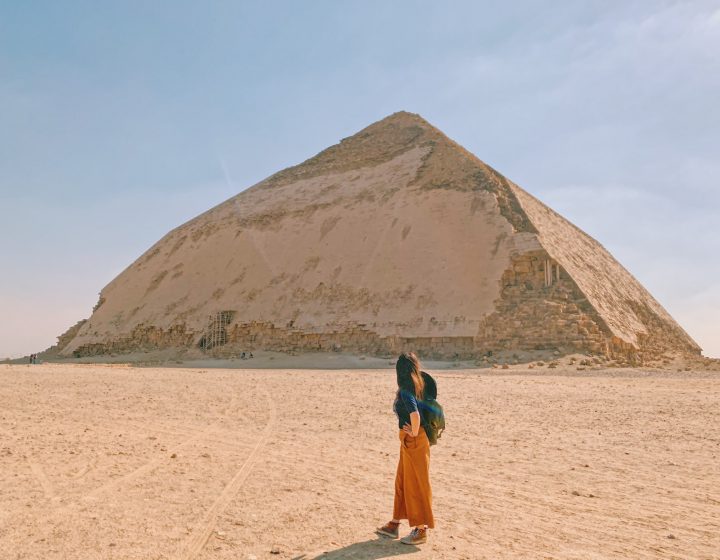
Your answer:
[393,426,434,528]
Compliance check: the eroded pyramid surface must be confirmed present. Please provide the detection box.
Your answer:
[57,112,700,361]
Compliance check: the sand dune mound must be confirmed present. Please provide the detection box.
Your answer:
[55,112,700,362]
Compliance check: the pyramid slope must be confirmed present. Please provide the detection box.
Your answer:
[508,184,700,354]
[57,112,700,361]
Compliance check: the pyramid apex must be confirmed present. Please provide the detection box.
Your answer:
[377,110,431,124]
[252,111,447,190]
[357,110,438,138]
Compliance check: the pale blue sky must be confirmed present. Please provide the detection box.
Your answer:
[1,1,718,358]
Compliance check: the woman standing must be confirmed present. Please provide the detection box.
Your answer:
[376,351,435,545]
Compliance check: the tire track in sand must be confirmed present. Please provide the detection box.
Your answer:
[83,394,239,501]
[0,427,56,502]
[178,384,277,560]
[2,388,242,526]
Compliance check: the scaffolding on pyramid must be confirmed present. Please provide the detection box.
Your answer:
[199,310,235,351]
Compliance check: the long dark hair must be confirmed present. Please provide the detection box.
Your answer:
[396,351,425,400]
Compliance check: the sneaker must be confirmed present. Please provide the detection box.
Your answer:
[400,527,427,545]
[376,521,400,538]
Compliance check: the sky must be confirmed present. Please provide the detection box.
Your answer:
[1,0,718,358]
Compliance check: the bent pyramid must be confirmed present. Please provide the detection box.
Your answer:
[57,112,700,362]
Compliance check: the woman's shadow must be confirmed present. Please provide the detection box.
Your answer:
[292,535,420,559]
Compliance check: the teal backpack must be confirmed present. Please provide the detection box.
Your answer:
[420,371,445,445]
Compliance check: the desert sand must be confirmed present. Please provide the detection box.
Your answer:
[1,362,718,559]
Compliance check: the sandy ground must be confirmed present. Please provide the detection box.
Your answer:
[1,363,719,560]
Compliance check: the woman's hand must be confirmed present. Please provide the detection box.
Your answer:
[404,411,421,437]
